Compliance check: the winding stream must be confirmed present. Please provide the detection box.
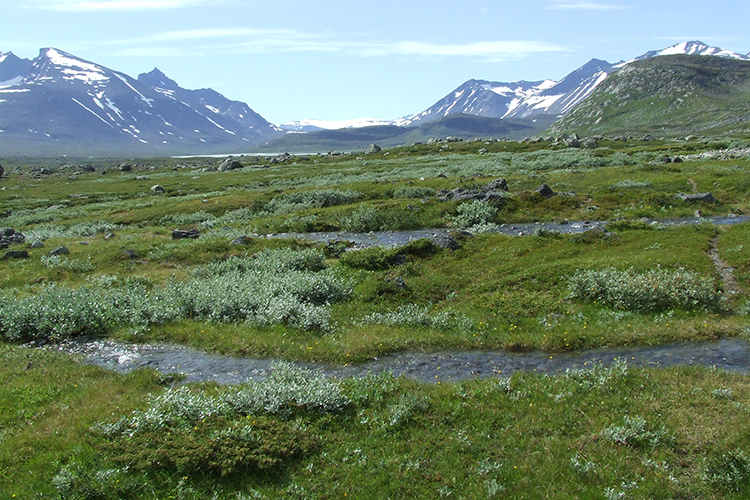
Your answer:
[267,215,750,248]
[34,215,750,384]
[42,337,750,384]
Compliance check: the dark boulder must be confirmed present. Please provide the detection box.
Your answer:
[4,250,29,259]
[0,228,25,247]
[535,184,556,199]
[675,192,718,204]
[430,233,460,250]
[486,178,508,191]
[230,235,252,246]
[172,229,200,239]
[50,246,70,256]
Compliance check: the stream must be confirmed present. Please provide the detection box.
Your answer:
[35,215,750,384]
[267,215,750,249]
[41,337,750,385]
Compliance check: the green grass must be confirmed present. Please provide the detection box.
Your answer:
[2,136,750,497]
[3,346,750,498]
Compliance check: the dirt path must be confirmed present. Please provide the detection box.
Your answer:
[708,236,741,306]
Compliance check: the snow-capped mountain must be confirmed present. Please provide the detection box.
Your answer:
[0,48,281,155]
[402,40,746,127]
[280,117,404,133]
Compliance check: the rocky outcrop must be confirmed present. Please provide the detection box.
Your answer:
[0,228,25,248]
[172,229,201,239]
[218,157,244,172]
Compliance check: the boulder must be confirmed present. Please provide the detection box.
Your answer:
[364,143,382,155]
[119,163,132,172]
[230,235,252,246]
[675,192,718,204]
[581,137,598,149]
[486,178,508,191]
[50,246,70,256]
[218,157,243,172]
[150,185,164,193]
[30,241,45,248]
[172,229,200,240]
[0,164,4,178]
[0,228,25,247]
[4,250,29,259]
[430,233,460,250]
[535,184,556,199]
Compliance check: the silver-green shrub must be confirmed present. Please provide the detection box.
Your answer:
[359,303,472,331]
[601,416,672,448]
[264,189,361,215]
[568,267,719,312]
[452,201,497,231]
[98,362,348,437]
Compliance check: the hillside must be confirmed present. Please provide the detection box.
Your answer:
[550,55,750,137]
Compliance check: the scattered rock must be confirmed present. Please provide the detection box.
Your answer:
[478,148,488,154]
[104,233,116,240]
[535,184,556,199]
[672,156,683,163]
[430,233,460,250]
[270,153,292,164]
[386,276,407,289]
[364,143,382,155]
[218,157,244,172]
[486,178,508,191]
[30,241,45,248]
[150,185,164,193]
[119,163,132,172]
[437,173,447,178]
[581,137,598,149]
[50,246,70,256]
[0,164,4,178]
[80,165,96,173]
[172,229,200,240]
[4,250,29,259]
[122,249,139,259]
[230,235,252,246]
[0,228,25,248]
[675,192,718,203]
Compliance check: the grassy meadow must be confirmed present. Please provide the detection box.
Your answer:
[2,136,750,498]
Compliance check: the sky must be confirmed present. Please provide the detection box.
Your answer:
[1,0,749,125]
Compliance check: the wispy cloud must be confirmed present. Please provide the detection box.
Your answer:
[106,28,568,62]
[28,0,216,11]
[546,1,627,10]
[358,40,568,60]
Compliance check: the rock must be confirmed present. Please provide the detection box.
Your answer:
[230,235,252,246]
[386,276,407,289]
[218,157,243,172]
[478,148,488,154]
[122,249,139,259]
[80,165,96,173]
[270,153,292,164]
[0,228,25,247]
[695,210,703,218]
[430,233,460,250]
[172,229,200,239]
[4,250,29,259]
[486,178,508,191]
[150,185,164,193]
[30,241,45,248]
[672,156,683,163]
[0,164,4,178]
[119,163,132,172]
[660,156,673,163]
[581,137,598,149]
[437,173,447,178]
[535,184,556,199]
[643,134,656,141]
[676,192,718,203]
[50,246,70,256]
[104,233,116,240]
[364,143,382,155]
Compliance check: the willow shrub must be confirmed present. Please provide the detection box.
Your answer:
[568,266,720,313]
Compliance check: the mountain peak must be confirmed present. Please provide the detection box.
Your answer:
[138,67,180,90]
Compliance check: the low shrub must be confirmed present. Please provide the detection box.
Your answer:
[452,200,497,230]
[704,450,750,492]
[601,416,672,448]
[393,186,435,199]
[339,239,439,270]
[359,303,473,331]
[265,189,361,215]
[568,267,720,313]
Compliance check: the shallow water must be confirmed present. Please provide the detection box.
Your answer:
[42,337,750,385]
[268,215,750,249]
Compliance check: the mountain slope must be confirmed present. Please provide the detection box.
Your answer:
[0,48,281,156]
[549,54,750,137]
[405,41,746,129]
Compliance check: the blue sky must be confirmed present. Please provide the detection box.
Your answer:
[1,0,749,124]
